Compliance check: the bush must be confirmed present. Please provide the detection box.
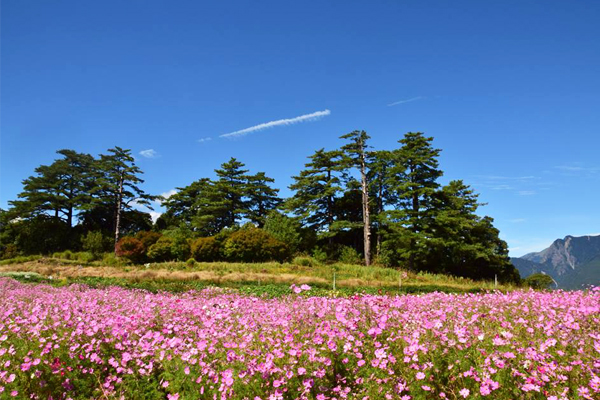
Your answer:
[338,246,362,265]
[147,237,174,262]
[186,258,196,268]
[75,252,95,263]
[171,236,191,261]
[115,237,145,264]
[53,250,74,260]
[191,237,221,262]
[135,231,162,251]
[1,243,19,260]
[263,211,303,254]
[102,253,121,266]
[223,227,291,263]
[524,273,555,290]
[312,247,328,264]
[81,231,109,260]
[293,256,319,267]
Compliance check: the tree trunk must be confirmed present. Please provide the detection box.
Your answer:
[409,191,419,271]
[376,176,384,258]
[114,172,124,255]
[326,169,334,246]
[360,150,371,266]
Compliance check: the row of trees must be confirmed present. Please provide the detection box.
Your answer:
[1,147,154,255]
[0,132,520,282]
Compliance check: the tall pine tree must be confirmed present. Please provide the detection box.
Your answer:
[245,172,281,227]
[9,149,95,227]
[387,132,443,270]
[287,149,344,240]
[93,147,154,253]
[340,130,372,265]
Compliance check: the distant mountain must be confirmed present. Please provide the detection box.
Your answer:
[511,235,600,289]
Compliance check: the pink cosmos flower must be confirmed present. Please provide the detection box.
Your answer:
[459,388,470,398]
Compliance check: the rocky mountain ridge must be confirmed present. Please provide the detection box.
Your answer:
[511,234,600,289]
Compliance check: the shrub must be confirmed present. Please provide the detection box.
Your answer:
[0,243,19,260]
[186,258,196,268]
[224,227,291,263]
[312,247,328,264]
[75,252,96,263]
[191,237,221,262]
[524,273,555,290]
[263,211,303,254]
[147,237,174,262]
[115,237,145,264]
[338,246,362,265]
[171,236,191,261]
[81,231,109,260]
[102,253,121,266]
[293,256,319,267]
[135,231,162,251]
[53,250,74,260]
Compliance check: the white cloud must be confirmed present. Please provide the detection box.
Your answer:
[149,211,162,223]
[153,189,178,206]
[220,109,331,138]
[518,190,536,196]
[139,149,159,158]
[387,96,425,107]
[197,137,212,143]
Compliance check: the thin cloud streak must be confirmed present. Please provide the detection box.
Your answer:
[197,137,212,143]
[139,149,158,158]
[220,109,331,138]
[387,96,425,107]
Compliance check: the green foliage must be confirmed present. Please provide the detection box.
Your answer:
[135,231,162,251]
[101,252,123,266]
[12,216,73,255]
[524,273,555,289]
[88,147,155,252]
[53,250,74,260]
[293,256,320,267]
[161,227,193,261]
[338,245,362,265]
[8,149,95,228]
[286,149,344,233]
[312,247,329,264]
[147,236,174,262]
[81,231,109,259]
[263,211,303,254]
[191,236,221,262]
[223,227,290,262]
[245,172,282,227]
[1,243,19,260]
[186,258,196,268]
[116,237,145,264]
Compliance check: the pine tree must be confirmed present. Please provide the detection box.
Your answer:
[287,149,344,238]
[214,158,250,228]
[426,180,518,282]
[367,149,395,257]
[245,172,281,227]
[387,132,443,270]
[162,178,212,228]
[340,130,372,265]
[9,149,95,227]
[93,147,154,253]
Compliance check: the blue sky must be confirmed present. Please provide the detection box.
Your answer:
[1,0,599,256]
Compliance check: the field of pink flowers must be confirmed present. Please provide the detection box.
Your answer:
[0,278,599,400]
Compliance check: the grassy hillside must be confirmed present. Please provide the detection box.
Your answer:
[0,256,517,296]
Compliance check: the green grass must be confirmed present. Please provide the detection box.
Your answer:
[0,254,518,296]
[0,273,491,298]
